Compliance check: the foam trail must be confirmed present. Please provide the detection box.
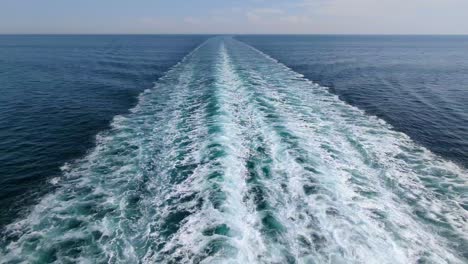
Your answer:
[1,37,466,264]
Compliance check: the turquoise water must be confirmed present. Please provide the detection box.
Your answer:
[0,35,208,226]
[239,35,468,167]
[1,37,466,263]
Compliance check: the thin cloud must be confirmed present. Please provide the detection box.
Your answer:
[5,0,466,34]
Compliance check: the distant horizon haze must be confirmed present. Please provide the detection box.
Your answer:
[1,0,468,35]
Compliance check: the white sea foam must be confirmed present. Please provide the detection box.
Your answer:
[1,37,466,264]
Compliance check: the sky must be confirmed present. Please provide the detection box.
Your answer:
[1,0,468,34]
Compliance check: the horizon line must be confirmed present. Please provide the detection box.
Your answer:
[1,33,468,36]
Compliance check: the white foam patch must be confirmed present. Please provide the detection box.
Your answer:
[226,37,467,263]
[1,36,466,264]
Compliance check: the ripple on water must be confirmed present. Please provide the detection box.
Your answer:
[1,37,467,264]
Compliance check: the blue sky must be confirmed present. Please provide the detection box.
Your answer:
[1,0,468,34]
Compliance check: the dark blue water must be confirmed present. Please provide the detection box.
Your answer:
[238,35,468,167]
[1,36,466,263]
[0,35,209,225]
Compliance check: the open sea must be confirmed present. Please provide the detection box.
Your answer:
[0,35,467,263]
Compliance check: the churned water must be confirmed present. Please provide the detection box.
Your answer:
[0,35,209,226]
[239,35,468,167]
[0,37,466,263]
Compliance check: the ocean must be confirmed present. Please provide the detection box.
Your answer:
[239,35,468,167]
[0,35,466,263]
[0,35,210,226]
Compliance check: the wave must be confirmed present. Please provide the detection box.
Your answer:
[1,37,466,263]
